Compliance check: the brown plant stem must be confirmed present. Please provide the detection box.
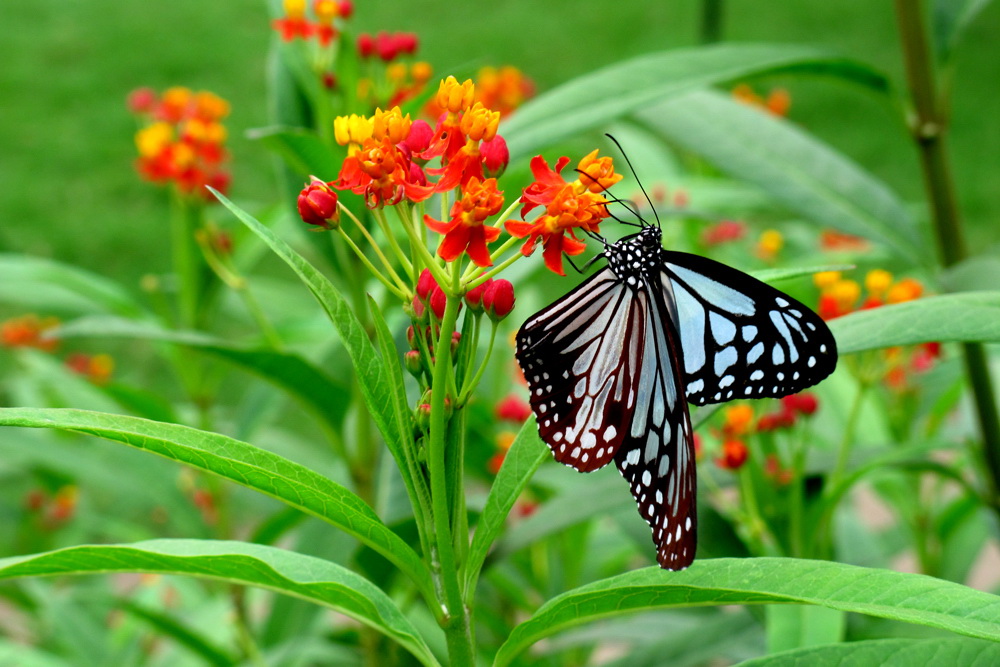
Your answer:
[894,0,1000,509]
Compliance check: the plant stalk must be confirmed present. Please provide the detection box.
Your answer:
[894,0,1000,508]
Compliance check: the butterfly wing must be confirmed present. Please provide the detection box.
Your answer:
[515,269,644,473]
[612,278,697,570]
[662,251,837,405]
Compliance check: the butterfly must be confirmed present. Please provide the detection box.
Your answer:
[515,220,837,570]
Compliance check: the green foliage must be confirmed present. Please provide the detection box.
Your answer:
[3,2,1000,665]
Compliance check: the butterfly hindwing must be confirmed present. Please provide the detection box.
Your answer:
[612,279,697,570]
[515,269,643,473]
[662,251,837,406]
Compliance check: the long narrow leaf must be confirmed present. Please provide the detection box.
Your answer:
[637,90,925,264]
[830,292,1000,354]
[211,190,404,460]
[0,540,439,667]
[55,315,350,432]
[0,407,434,605]
[504,44,888,159]
[737,637,1000,666]
[465,417,549,594]
[494,558,1000,666]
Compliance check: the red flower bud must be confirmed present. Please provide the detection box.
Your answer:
[127,87,157,114]
[404,349,423,376]
[375,31,397,61]
[357,33,374,58]
[322,72,338,90]
[337,0,353,18]
[429,286,448,320]
[465,278,492,311]
[396,32,418,55]
[782,392,818,417]
[402,119,434,156]
[715,440,748,470]
[416,268,438,301]
[481,135,509,178]
[415,403,431,429]
[297,178,340,230]
[495,394,531,423]
[483,279,515,321]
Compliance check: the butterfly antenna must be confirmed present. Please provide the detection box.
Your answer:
[605,133,661,230]
[574,168,643,229]
[565,253,584,274]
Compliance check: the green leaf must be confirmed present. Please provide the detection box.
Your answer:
[736,637,1000,666]
[751,264,855,285]
[636,90,925,264]
[0,539,439,667]
[465,417,549,594]
[366,296,430,539]
[211,190,404,460]
[766,605,844,654]
[504,44,888,159]
[55,315,350,433]
[0,407,434,605]
[248,126,343,180]
[121,601,236,667]
[933,0,994,62]
[0,254,145,317]
[830,292,1000,354]
[494,558,1000,666]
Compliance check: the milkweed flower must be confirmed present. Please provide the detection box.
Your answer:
[715,440,748,470]
[424,177,503,266]
[128,87,232,200]
[1,314,59,351]
[505,152,620,275]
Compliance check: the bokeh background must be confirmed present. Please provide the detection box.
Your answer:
[2,0,998,285]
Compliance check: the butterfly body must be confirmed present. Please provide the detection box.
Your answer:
[516,224,836,570]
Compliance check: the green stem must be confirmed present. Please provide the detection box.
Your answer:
[826,381,868,495]
[893,0,1000,509]
[335,227,407,299]
[700,0,725,44]
[427,269,474,663]
[458,321,497,405]
[170,192,203,329]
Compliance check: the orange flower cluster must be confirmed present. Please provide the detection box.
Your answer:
[732,84,791,117]
[128,87,231,200]
[820,229,871,253]
[814,269,923,321]
[424,66,534,119]
[65,353,115,385]
[3,314,115,384]
[505,150,622,275]
[1,314,59,351]
[712,394,820,471]
[272,0,353,46]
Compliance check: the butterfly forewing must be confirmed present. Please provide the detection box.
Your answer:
[662,251,837,406]
[612,280,697,569]
[515,269,643,473]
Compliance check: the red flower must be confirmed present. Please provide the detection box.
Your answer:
[334,137,433,207]
[465,278,492,311]
[715,440,748,470]
[781,392,818,417]
[483,279,515,321]
[496,394,531,423]
[702,220,747,246]
[424,177,503,266]
[505,154,616,275]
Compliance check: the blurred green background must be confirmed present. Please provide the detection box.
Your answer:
[1,0,997,286]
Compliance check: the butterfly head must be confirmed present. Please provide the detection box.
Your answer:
[603,225,664,289]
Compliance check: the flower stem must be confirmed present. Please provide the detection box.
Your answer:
[894,0,1000,509]
[426,267,474,663]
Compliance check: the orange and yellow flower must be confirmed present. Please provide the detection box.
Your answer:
[505,153,619,275]
[424,177,504,266]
